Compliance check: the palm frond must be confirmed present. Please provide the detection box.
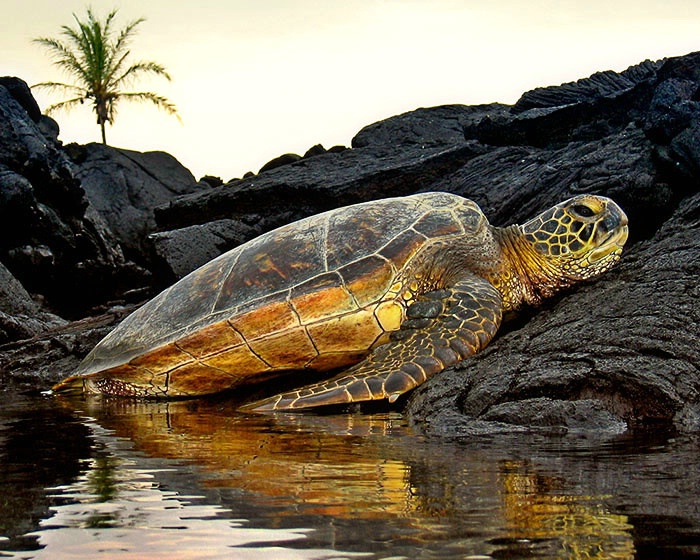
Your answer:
[32,37,89,83]
[98,8,119,38]
[43,97,89,115]
[105,50,131,85]
[112,17,145,54]
[80,14,106,84]
[60,22,92,73]
[32,36,70,57]
[32,81,87,97]
[56,26,92,84]
[120,91,181,120]
[115,61,172,87]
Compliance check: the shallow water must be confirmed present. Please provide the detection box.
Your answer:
[0,393,699,559]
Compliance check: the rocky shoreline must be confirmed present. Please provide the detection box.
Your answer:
[1,52,698,434]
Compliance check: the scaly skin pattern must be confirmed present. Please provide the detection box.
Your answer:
[52,192,628,410]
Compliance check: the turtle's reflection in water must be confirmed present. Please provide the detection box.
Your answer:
[61,398,647,557]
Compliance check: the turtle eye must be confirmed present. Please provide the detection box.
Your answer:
[572,204,595,218]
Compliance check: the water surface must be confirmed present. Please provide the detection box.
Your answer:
[1,394,698,559]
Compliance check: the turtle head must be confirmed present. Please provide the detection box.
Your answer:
[521,194,629,282]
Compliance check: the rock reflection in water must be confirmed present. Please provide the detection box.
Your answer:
[0,397,93,553]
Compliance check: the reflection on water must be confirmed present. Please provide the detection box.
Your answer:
[89,401,417,520]
[1,394,699,559]
[31,427,361,560]
[500,461,634,558]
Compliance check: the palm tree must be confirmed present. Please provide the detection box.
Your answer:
[33,8,179,145]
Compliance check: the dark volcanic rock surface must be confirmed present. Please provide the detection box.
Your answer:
[67,143,201,263]
[0,261,66,343]
[0,80,129,317]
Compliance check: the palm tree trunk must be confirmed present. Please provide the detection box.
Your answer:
[96,99,108,145]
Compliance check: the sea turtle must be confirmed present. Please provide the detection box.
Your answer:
[53,192,628,411]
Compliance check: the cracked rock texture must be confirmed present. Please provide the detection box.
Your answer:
[66,142,201,262]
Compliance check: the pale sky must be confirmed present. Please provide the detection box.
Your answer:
[5,0,700,180]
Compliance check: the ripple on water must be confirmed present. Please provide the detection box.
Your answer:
[1,396,700,559]
[16,459,370,560]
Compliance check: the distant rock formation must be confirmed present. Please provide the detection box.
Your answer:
[65,142,201,262]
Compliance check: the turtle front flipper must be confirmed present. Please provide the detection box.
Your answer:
[242,275,503,412]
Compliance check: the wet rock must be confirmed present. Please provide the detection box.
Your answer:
[0,306,136,389]
[0,261,66,343]
[0,261,40,317]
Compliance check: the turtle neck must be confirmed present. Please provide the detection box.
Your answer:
[492,224,573,310]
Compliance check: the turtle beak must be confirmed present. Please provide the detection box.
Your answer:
[589,205,629,263]
[603,204,628,233]
[588,228,627,264]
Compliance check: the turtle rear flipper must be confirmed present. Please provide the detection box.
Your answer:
[242,276,503,411]
[52,374,86,397]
